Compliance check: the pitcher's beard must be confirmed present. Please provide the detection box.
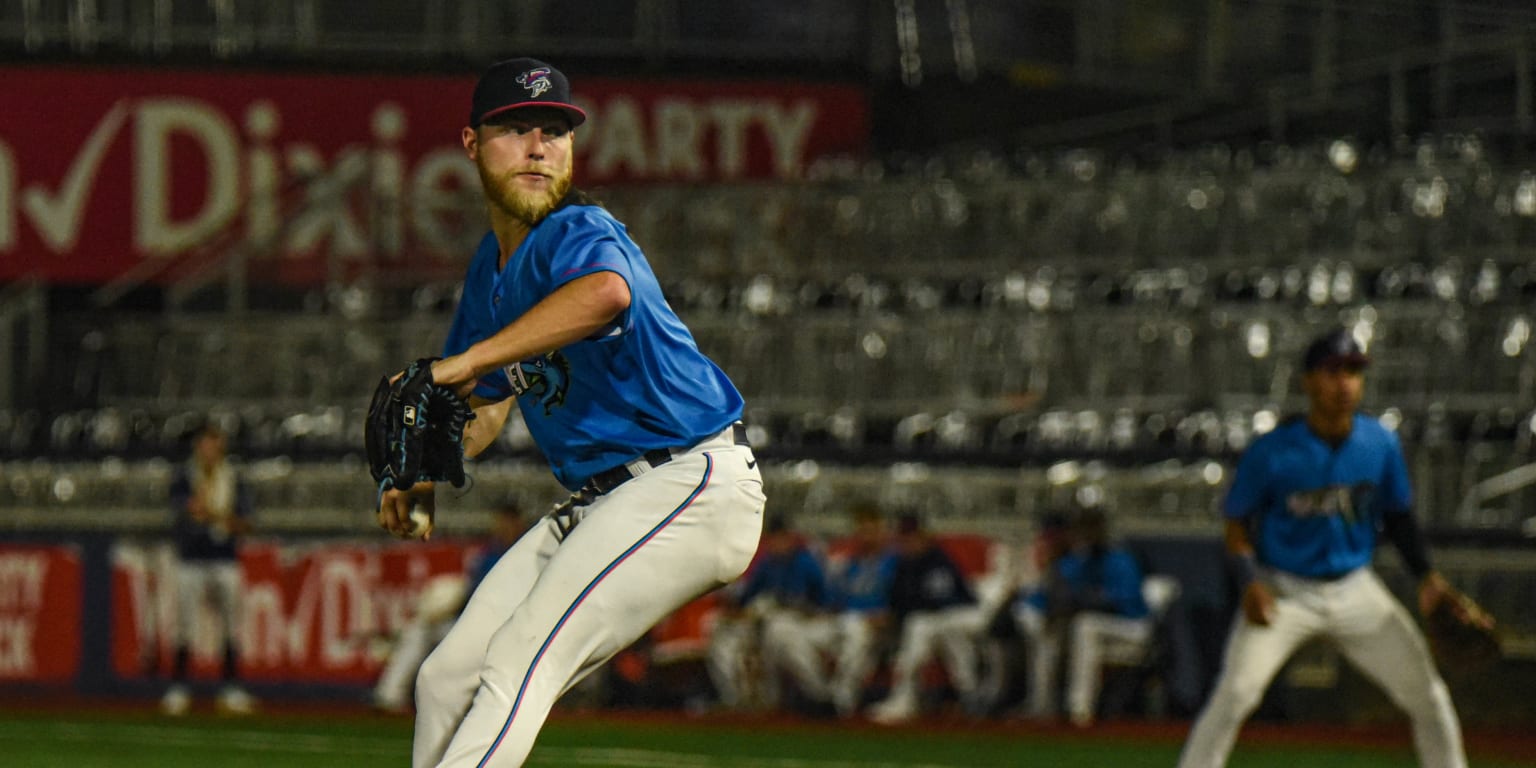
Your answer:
[481,165,573,227]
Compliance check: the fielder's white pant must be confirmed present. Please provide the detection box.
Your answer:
[877,604,989,711]
[762,610,881,716]
[375,576,468,711]
[705,611,761,710]
[172,559,242,650]
[1178,568,1465,768]
[1014,604,1153,722]
[412,434,765,768]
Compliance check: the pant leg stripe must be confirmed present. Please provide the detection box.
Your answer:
[476,453,715,768]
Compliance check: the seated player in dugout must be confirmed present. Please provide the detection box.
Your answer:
[866,512,991,724]
[705,514,828,713]
[762,501,900,718]
[1011,503,1151,727]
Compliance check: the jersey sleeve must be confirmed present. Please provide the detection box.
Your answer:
[544,216,636,289]
[537,215,637,336]
[1223,440,1270,520]
[1379,430,1414,516]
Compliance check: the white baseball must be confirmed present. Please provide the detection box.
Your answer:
[409,509,432,537]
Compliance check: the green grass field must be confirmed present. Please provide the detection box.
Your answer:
[0,708,1531,768]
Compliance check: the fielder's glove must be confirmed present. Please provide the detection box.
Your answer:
[365,357,475,495]
[1425,589,1502,675]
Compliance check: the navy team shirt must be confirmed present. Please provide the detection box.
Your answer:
[443,202,744,491]
[1224,413,1413,579]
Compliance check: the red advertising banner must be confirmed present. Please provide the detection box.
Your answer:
[0,545,82,683]
[0,66,869,283]
[112,539,474,684]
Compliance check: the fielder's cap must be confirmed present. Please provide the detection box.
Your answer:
[1302,329,1371,372]
[469,57,587,128]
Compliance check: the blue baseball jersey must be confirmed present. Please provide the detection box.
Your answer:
[1024,547,1149,619]
[827,550,898,614]
[443,203,745,490]
[1224,414,1413,578]
[736,547,828,611]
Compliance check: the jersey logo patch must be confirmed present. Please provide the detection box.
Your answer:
[506,351,571,415]
[516,68,553,98]
[1286,482,1376,523]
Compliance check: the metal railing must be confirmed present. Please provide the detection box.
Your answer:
[0,277,46,410]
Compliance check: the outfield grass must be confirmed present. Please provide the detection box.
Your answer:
[0,708,1530,768]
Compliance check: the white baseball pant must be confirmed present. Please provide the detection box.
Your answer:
[762,610,881,716]
[1177,568,1465,768]
[876,604,989,713]
[172,559,242,651]
[411,433,764,768]
[1015,604,1153,722]
[375,575,468,711]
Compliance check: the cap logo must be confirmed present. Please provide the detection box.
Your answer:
[516,68,553,98]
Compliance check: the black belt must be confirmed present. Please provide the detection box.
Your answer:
[583,423,750,496]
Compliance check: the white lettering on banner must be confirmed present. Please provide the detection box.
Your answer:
[370,105,407,257]
[0,617,36,676]
[0,553,48,610]
[21,101,128,252]
[243,579,284,665]
[243,101,282,249]
[285,145,371,258]
[708,101,756,178]
[587,97,648,178]
[579,96,821,180]
[760,100,817,179]
[319,559,369,666]
[2,86,850,270]
[134,100,241,255]
[654,99,705,179]
[410,148,483,254]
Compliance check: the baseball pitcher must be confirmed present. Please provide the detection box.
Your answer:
[371,58,765,768]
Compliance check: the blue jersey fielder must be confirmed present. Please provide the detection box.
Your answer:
[443,202,745,490]
[1224,413,1413,579]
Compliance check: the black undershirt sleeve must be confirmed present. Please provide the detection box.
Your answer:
[1381,511,1433,580]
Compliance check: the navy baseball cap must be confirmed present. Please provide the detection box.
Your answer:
[1302,329,1371,371]
[469,57,587,128]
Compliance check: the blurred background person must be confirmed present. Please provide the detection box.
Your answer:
[160,420,255,716]
[1012,504,1151,727]
[705,515,828,713]
[372,501,528,714]
[866,511,988,724]
[769,501,898,718]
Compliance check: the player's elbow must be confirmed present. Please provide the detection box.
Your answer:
[589,270,632,317]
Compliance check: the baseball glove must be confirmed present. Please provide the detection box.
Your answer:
[365,357,475,494]
[1425,589,1502,674]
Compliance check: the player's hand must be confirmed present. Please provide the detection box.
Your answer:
[1241,581,1276,626]
[1418,571,1452,617]
[1418,572,1491,629]
[188,495,210,522]
[430,355,478,400]
[377,482,436,540]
